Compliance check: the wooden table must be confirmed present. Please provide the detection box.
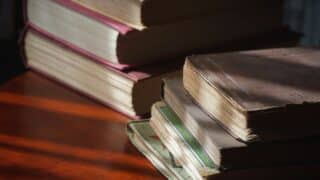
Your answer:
[0,72,164,179]
[1,72,320,180]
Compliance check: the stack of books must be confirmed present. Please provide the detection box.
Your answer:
[127,47,320,179]
[21,0,290,118]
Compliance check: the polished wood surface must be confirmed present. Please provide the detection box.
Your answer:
[0,72,163,179]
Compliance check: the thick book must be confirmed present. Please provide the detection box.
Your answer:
[183,47,320,142]
[22,28,180,119]
[127,121,320,180]
[25,0,283,70]
[151,102,219,179]
[149,101,320,179]
[162,77,320,169]
[64,0,283,30]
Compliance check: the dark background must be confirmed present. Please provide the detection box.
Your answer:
[0,1,24,84]
[284,0,320,46]
[0,0,319,84]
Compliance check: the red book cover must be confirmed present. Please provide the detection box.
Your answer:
[20,27,182,119]
[22,27,182,82]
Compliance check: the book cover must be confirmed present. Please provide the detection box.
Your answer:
[184,47,320,141]
[21,28,182,119]
[24,0,289,70]
[164,76,320,169]
[127,119,320,179]
[21,27,183,83]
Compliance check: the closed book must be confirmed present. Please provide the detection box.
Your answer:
[65,0,283,30]
[22,28,180,119]
[128,121,320,179]
[163,76,320,170]
[25,0,283,70]
[151,102,219,179]
[184,47,320,142]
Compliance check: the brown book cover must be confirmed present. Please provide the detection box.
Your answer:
[25,0,284,69]
[68,0,284,30]
[163,76,320,170]
[184,47,320,141]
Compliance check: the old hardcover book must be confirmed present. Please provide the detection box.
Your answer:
[25,0,283,69]
[151,102,219,179]
[64,0,283,30]
[127,121,320,179]
[163,77,320,169]
[153,100,320,175]
[22,29,180,119]
[183,47,320,142]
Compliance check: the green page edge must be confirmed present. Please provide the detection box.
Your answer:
[159,105,219,169]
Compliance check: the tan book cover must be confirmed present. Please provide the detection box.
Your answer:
[184,47,320,141]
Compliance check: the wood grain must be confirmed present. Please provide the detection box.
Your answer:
[0,71,164,180]
[1,71,320,179]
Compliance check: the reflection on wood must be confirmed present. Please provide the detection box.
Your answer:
[0,72,164,180]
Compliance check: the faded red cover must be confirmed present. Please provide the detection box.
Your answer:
[23,27,182,82]
[23,0,135,70]
[20,27,182,119]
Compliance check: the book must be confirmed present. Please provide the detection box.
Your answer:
[127,121,320,180]
[151,102,219,179]
[25,0,283,69]
[163,75,244,167]
[152,100,320,175]
[126,120,192,180]
[22,28,180,118]
[183,47,320,142]
[64,0,284,30]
